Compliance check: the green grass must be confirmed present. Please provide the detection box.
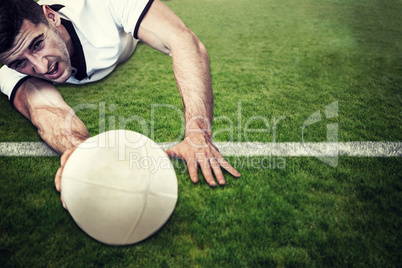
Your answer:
[0,157,401,267]
[0,0,401,266]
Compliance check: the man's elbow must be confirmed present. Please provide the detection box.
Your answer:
[170,28,209,58]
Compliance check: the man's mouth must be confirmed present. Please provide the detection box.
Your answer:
[46,62,59,76]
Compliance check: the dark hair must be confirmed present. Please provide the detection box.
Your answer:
[0,0,48,54]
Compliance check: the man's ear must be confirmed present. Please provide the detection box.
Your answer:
[42,5,61,27]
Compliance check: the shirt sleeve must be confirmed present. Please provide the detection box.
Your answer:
[39,0,154,38]
[0,65,29,103]
[106,0,154,39]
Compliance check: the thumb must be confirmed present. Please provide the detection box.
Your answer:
[166,145,178,158]
[166,142,185,158]
[60,147,76,167]
[55,166,63,192]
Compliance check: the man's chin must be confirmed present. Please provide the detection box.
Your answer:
[53,74,71,83]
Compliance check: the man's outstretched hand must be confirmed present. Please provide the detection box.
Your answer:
[166,133,241,186]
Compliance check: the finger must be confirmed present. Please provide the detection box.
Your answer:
[217,155,241,177]
[61,195,67,210]
[210,157,226,185]
[60,147,75,167]
[55,166,67,209]
[55,167,63,192]
[187,155,199,184]
[197,154,217,187]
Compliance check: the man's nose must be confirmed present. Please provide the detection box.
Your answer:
[29,55,48,75]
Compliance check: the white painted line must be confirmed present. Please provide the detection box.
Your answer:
[0,142,59,157]
[214,142,402,157]
[0,141,401,157]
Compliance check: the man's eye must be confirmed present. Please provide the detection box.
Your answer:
[15,60,26,69]
[33,40,43,50]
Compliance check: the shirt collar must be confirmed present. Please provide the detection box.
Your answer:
[60,18,88,81]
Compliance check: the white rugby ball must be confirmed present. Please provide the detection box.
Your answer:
[61,130,178,245]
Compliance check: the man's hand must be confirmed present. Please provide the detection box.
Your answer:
[166,133,241,186]
[54,147,76,209]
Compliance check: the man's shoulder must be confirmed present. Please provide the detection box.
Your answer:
[0,65,29,100]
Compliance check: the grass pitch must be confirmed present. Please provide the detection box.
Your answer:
[1,0,401,267]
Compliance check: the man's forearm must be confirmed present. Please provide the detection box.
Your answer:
[14,78,89,154]
[170,31,214,137]
[137,0,214,136]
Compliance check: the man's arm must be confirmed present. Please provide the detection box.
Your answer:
[137,0,241,186]
[13,78,89,154]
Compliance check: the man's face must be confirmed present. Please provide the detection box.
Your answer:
[0,19,72,83]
